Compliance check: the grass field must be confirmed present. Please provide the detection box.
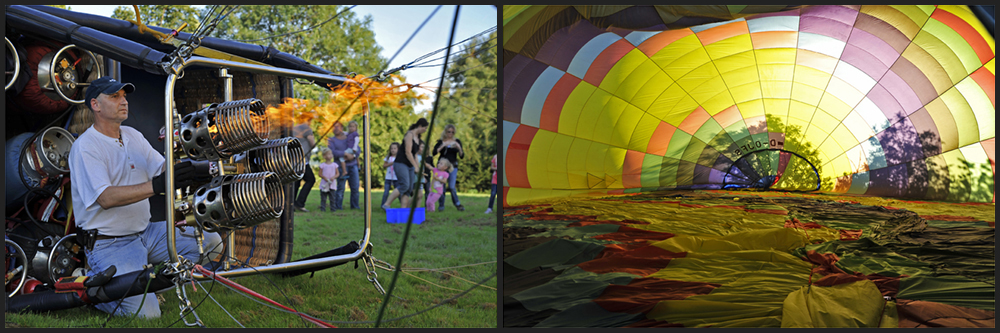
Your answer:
[6,188,499,328]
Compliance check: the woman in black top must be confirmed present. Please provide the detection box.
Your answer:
[432,124,465,211]
[383,118,428,209]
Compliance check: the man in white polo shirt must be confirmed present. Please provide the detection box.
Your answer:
[69,76,221,318]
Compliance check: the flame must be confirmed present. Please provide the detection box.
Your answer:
[265,73,427,132]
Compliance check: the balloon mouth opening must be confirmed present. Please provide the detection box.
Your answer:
[723,149,820,192]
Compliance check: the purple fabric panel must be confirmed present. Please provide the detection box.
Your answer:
[503,59,549,124]
[842,28,898,78]
[878,69,924,117]
[537,20,606,73]
[799,5,859,42]
[693,163,714,185]
[906,108,942,158]
[875,117,923,166]
[867,84,907,124]
[905,159,929,199]
[866,163,908,198]
[504,55,533,100]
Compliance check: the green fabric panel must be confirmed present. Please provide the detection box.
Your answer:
[897,274,995,311]
[512,266,638,312]
[504,238,608,271]
[535,301,647,327]
[648,299,784,327]
[525,223,623,241]
[780,280,889,328]
[794,239,934,278]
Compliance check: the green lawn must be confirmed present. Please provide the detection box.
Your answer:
[5,189,498,328]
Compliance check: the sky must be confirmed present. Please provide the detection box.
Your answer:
[66,5,498,112]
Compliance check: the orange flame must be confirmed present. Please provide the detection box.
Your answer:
[265,74,427,131]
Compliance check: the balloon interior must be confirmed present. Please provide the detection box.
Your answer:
[4,5,392,318]
[503,5,994,328]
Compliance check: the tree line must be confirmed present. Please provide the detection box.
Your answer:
[107,5,497,193]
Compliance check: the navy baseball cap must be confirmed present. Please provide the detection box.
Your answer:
[85,76,135,109]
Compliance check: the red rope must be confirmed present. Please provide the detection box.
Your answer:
[194,265,337,328]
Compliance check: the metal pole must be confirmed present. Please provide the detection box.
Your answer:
[163,56,368,279]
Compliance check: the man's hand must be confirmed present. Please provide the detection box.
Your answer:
[152,160,196,194]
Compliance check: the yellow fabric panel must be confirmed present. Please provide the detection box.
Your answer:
[566,138,594,189]
[574,87,614,138]
[957,144,993,202]
[758,65,795,98]
[923,98,960,152]
[755,47,797,66]
[939,5,996,51]
[524,129,555,189]
[762,98,791,119]
[817,92,853,122]
[632,70,674,110]
[819,137,846,162]
[592,97,628,147]
[545,132,577,190]
[612,104,644,149]
[572,5,631,19]
[954,78,995,141]
[678,63,722,98]
[714,51,756,82]
[704,34,753,60]
[558,81,596,137]
[649,33,708,69]
[666,47,714,81]
[920,19,978,81]
[503,6,567,53]
[826,154,854,181]
[941,148,969,201]
[823,76,865,118]
[604,146,628,189]
[599,49,648,95]
[614,58,662,105]
[902,39,956,96]
[701,89,738,115]
[650,84,699,126]
[737,100,766,119]
[841,110,874,142]
[830,124,858,156]
[728,82,764,104]
[862,6,922,40]
[629,112,659,153]
[586,141,613,187]
[781,280,889,328]
[939,87,980,148]
[789,83,824,111]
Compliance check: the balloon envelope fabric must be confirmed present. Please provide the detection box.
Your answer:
[502,5,995,206]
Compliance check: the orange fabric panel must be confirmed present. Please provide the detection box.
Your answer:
[637,29,694,57]
[751,30,798,49]
[540,73,582,132]
[583,39,635,86]
[506,126,538,188]
[648,121,677,156]
[696,20,750,46]
[969,67,995,109]
[623,150,646,188]
[930,9,994,65]
[679,106,712,135]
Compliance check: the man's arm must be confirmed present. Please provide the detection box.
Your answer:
[95,181,155,209]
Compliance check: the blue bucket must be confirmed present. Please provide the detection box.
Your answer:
[386,207,425,224]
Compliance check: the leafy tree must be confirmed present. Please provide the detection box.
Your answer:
[206,5,387,102]
[110,5,202,33]
[424,30,498,193]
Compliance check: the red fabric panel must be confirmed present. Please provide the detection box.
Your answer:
[593,226,675,243]
[594,277,722,313]
[896,299,996,328]
[577,245,684,276]
[931,9,994,65]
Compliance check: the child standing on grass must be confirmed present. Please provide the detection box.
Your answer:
[318,148,340,212]
[486,154,497,214]
[425,158,453,212]
[381,142,399,208]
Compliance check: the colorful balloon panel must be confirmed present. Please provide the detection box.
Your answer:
[503,5,995,206]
